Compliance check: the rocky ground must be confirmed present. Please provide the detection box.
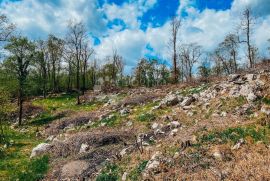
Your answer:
[2,70,270,181]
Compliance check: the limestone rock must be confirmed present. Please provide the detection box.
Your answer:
[30,143,51,158]
[61,160,89,178]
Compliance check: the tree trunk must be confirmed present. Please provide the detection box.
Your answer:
[76,57,80,105]
[18,84,23,126]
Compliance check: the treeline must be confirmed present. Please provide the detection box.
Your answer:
[0,8,270,126]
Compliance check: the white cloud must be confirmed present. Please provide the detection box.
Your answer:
[0,0,269,73]
[103,0,157,29]
[0,0,107,39]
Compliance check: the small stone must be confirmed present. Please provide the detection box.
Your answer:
[220,112,227,117]
[261,105,270,115]
[122,172,128,181]
[79,143,89,153]
[170,128,178,136]
[169,121,181,128]
[173,152,180,159]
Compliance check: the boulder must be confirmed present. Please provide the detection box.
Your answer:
[228,74,240,82]
[159,94,181,107]
[61,160,89,178]
[247,92,257,102]
[30,143,52,158]
[180,96,195,107]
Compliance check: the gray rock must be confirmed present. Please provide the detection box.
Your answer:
[180,96,195,107]
[30,143,51,158]
[261,105,270,115]
[79,143,89,153]
[61,160,89,178]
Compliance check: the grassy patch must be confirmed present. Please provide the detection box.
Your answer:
[33,93,102,112]
[200,125,270,144]
[0,127,44,180]
[136,113,155,122]
[29,112,64,126]
[128,160,148,181]
[11,155,49,181]
[220,96,247,112]
[181,84,209,96]
[96,163,120,181]
[262,97,270,105]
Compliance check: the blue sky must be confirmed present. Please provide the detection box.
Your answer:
[0,0,270,73]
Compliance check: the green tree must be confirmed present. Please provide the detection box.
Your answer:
[4,36,35,126]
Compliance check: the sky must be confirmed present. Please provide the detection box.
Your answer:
[0,0,270,73]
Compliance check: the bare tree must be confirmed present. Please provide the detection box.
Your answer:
[169,17,181,83]
[36,40,49,98]
[81,43,94,95]
[179,43,202,81]
[47,35,64,93]
[222,34,239,73]
[239,8,256,69]
[66,21,87,104]
[0,15,15,42]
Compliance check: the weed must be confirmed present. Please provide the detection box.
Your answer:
[128,160,148,181]
[262,97,270,105]
[181,84,209,96]
[200,125,270,144]
[96,163,120,181]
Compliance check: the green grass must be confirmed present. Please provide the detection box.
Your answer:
[32,93,102,112]
[220,96,247,112]
[11,155,49,181]
[96,163,120,181]
[180,84,209,96]
[262,97,270,105]
[0,127,45,181]
[200,125,270,144]
[136,113,156,122]
[128,160,148,181]
[29,112,65,126]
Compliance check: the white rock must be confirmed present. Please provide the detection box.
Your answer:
[261,105,270,115]
[170,121,181,128]
[170,129,178,136]
[180,96,195,107]
[126,121,133,127]
[79,143,89,153]
[220,112,227,117]
[151,122,159,130]
[30,143,51,158]
[247,92,257,102]
[122,172,128,181]
[146,160,160,170]
[232,138,244,150]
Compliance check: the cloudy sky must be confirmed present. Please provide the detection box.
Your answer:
[0,0,270,72]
